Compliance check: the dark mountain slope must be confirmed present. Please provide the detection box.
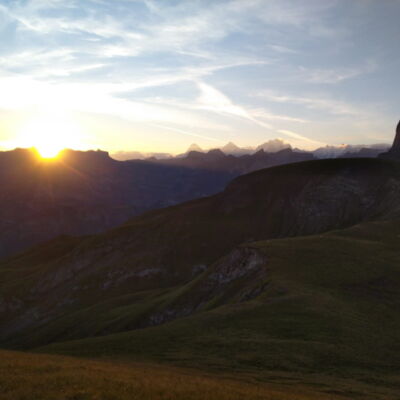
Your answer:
[0,148,234,258]
[1,158,400,349]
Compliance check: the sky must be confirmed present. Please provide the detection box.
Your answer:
[0,0,399,156]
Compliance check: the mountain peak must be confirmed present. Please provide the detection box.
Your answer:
[207,148,226,158]
[379,120,400,160]
[187,143,203,153]
[222,142,240,152]
[393,120,400,150]
[256,139,291,153]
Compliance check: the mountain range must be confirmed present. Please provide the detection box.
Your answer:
[112,138,390,160]
[0,145,316,259]
[0,148,235,258]
[0,139,392,259]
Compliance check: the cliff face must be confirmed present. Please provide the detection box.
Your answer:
[393,120,400,149]
[379,120,400,160]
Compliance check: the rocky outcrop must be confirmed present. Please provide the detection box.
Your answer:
[379,120,400,160]
[144,247,268,328]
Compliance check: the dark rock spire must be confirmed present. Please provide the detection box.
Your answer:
[393,120,400,150]
[379,120,400,160]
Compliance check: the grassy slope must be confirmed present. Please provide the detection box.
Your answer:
[36,219,400,399]
[2,158,400,350]
[0,350,348,400]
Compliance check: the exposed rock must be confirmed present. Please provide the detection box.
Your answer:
[208,248,265,284]
[379,120,400,160]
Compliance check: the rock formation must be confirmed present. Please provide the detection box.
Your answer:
[380,120,400,159]
[394,120,400,149]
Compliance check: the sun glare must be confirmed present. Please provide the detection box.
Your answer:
[15,113,87,159]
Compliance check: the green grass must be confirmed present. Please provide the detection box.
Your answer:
[33,219,400,399]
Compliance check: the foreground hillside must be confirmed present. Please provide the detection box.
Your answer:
[0,350,353,400]
[36,219,400,399]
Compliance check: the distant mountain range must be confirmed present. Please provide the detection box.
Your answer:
[0,136,392,259]
[0,145,313,258]
[0,148,235,258]
[150,146,314,175]
[112,138,390,160]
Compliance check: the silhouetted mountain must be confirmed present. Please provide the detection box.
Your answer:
[340,147,388,158]
[0,148,235,258]
[112,138,391,162]
[153,147,314,174]
[0,145,318,259]
[111,150,172,160]
[221,141,252,155]
[380,120,400,160]
[314,143,389,159]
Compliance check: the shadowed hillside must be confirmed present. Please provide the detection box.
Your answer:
[1,157,400,348]
[0,148,235,258]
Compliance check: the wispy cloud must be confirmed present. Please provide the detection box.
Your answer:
[256,91,364,117]
[298,62,377,84]
[278,129,326,147]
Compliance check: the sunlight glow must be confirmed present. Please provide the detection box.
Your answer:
[15,112,87,158]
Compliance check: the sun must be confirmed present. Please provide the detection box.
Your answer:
[15,113,87,159]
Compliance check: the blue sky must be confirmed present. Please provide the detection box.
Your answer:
[0,0,399,154]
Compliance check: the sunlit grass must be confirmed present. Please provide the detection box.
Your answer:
[0,350,342,400]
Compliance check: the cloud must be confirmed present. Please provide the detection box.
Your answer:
[277,129,326,147]
[148,123,224,143]
[298,62,377,84]
[256,91,364,116]
[250,108,308,123]
[196,82,252,119]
